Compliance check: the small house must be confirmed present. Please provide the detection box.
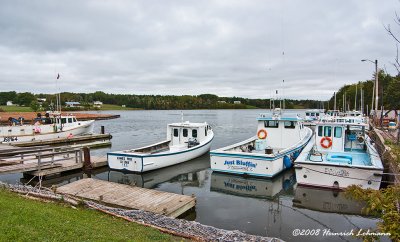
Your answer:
[233,101,241,104]
[93,101,103,108]
[6,101,14,106]
[65,101,81,107]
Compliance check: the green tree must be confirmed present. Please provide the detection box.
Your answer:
[30,101,40,112]
[16,92,35,106]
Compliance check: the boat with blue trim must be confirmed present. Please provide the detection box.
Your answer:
[108,121,214,172]
[294,121,383,190]
[210,109,313,177]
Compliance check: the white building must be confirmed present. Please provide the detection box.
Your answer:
[93,101,103,108]
[65,101,81,107]
[233,101,241,104]
[6,101,14,106]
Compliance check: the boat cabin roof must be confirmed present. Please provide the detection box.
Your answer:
[257,112,301,122]
[305,109,324,113]
[316,121,367,127]
[168,121,207,128]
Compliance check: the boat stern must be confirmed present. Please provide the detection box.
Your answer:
[107,152,143,172]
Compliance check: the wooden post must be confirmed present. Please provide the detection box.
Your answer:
[101,126,105,134]
[83,147,92,170]
[38,151,41,173]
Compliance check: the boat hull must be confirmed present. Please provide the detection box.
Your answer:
[210,147,303,178]
[294,162,383,190]
[108,137,213,173]
[0,120,95,143]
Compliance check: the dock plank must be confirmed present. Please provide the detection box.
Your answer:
[57,178,195,218]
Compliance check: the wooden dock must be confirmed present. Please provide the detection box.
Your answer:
[0,144,108,176]
[11,133,112,147]
[24,156,107,176]
[57,178,196,218]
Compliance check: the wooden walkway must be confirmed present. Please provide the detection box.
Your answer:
[11,134,112,147]
[57,178,196,218]
[25,156,107,176]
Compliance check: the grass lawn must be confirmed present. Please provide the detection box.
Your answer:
[0,105,32,112]
[0,189,177,242]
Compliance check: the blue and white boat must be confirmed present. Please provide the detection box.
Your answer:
[210,109,313,177]
[294,121,383,190]
[108,121,214,172]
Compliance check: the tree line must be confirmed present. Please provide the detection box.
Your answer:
[0,91,324,110]
[327,70,400,114]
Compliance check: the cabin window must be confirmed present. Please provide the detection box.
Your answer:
[306,112,310,116]
[318,126,323,136]
[205,127,207,136]
[183,129,188,137]
[192,129,198,138]
[284,121,295,129]
[324,126,332,137]
[68,118,73,123]
[73,118,77,122]
[61,118,66,124]
[334,127,342,138]
[173,128,179,137]
[264,121,279,128]
[316,113,320,116]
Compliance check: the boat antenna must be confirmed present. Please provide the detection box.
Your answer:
[282,80,285,110]
[181,111,184,123]
[354,84,358,111]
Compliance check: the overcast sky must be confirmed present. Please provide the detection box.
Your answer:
[0,0,398,100]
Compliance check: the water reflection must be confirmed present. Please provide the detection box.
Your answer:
[210,169,296,199]
[293,185,367,215]
[106,153,210,189]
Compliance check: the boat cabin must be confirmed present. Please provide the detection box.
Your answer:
[305,109,324,121]
[256,112,306,151]
[166,122,211,151]
[315,122,367,153]
[326,110,341,117]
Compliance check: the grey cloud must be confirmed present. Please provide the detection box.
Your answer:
[0,0,398,99]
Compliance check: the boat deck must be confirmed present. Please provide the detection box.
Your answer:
[308,151,372,166]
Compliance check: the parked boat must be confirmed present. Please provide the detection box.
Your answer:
[304,109,325,126]
[107,154,210,188]
[0,112,94,143]
[108,121,214,172]
[294,121,383,190]
[210,109,313,177]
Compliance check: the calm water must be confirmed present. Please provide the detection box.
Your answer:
[1,109,387,242]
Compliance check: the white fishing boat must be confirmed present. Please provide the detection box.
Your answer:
[294,121,383,190]
[0,112,94,143]
[108,121,214,172]
[304,109,325,126]
[210,109,313,177]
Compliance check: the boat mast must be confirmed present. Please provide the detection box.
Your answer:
[354,84,358,111]
[334,92,337,111]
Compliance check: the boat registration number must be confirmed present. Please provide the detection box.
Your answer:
[117,156,134,167]
[3,136,18,142]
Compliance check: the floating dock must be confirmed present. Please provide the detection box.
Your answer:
[57,178,196,218]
